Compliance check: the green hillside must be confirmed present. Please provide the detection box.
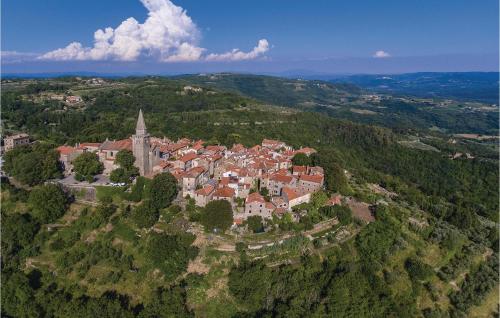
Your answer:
[177,73,499,135]
[1,76,498,317]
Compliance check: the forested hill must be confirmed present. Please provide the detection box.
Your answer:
[1,76,499,317]
[176,73,499,135]
[174,73,362,106]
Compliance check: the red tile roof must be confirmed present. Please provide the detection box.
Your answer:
[270,174,294,184]
[186,166,205,177]
[300,174,323,184]
[274,207,287,215]
[213,187,235,198]
[79,142,101,148]
[265,202,275,210]
[206,145,224,152]
[293,165,307,174]
[246,192,265,204]
[179,152,197,163]
[100,139,132,151]
[167,143,188,152]
[282,187,302,201]
[57,145,77,155]
[195,185,214,196]
[296,147,317,155]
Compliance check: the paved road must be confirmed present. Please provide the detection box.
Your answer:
[59,174,110,186]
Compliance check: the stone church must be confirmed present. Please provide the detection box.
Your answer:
[132,110,160,176]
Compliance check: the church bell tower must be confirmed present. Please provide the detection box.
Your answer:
[132,109,151,175]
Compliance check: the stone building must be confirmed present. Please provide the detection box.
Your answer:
[132,110,160,176]
[4,133,30,151]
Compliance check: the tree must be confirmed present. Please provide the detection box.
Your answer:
[405,257,433,282]
[28,183,68,223]
[139,287,193,318]
[228,260,272,312]
[325,163,349,194]
[110,168,127,183]
[1,212,40,261]
[3,144,62,185]
[335,205,353,225]
[144,232,198,280]
[115,150,136,170]
[148,172,178,210]
[200,200,233,233]
[292,153,311,166]
[72,152,103,182]
[111,150,139,183]
[131,200,159,228]
[247,215,264,233]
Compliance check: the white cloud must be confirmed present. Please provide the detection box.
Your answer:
[373,50,391,58]
[38,0,269,63]
[206,39,269,61]
[40,0,202,62]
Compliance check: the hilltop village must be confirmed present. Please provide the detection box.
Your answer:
[55,110,326,224]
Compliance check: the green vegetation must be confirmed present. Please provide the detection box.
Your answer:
[1,76,498,317]
[291,153,310,166]
[200,200,233,233]
[131,200,158,228]
[110,150,139,183]
[144,232,198,280]
[246,215,264,233]
[178,73,499,135]
[148,172,178,210]
[449,255,499,315]
[319,204,353,225]
[3,143,62,185]
[28,183,68,223]
[73,152,104,182]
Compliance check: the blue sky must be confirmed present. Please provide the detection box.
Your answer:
[2,0,498,74]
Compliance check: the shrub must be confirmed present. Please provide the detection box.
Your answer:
[405,257,434,282]
[200,200,233,233]
[131,200,159,228]
[28,183,68,224]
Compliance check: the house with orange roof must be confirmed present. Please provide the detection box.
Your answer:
[295,147,317,156]
[194,184,215,207]
[182,166,209,197]
[212,187,236,203]
[56,145,80,173]
[262,139,288,150]
[282,186,311,209]
[179,152,198,170]
[292,165,308,176]
[98,138,133,174]
[268,173,297,196]
[205,145,226,154]
[76,142,101,153]
[244,192,274,219]
[298,174,324,193]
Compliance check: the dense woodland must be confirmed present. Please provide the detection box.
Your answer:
[1,77,498,317]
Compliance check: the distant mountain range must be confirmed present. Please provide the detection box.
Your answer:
[4,71,498,104]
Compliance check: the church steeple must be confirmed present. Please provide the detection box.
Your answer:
[136,109,147,135]
[133,109,151,176]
